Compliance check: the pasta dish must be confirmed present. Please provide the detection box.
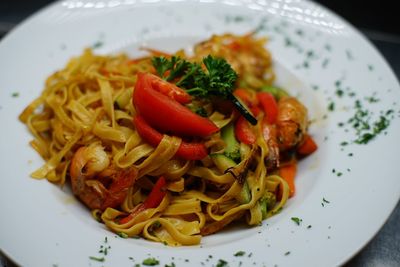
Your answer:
[19,33,317,246]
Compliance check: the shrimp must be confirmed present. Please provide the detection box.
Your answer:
[70,143,138,211]
[276,97,308,151]
[262,123,280,169]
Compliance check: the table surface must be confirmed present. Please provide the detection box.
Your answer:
[1,1,399,266]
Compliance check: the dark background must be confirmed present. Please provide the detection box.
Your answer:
[0,1,399,267]
[0,0,399,36]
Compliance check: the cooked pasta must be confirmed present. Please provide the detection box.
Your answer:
[20,33,316,246]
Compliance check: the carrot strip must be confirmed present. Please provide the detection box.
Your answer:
[297,135,318,155]
[279,163,297,198]
[140,47,172,57]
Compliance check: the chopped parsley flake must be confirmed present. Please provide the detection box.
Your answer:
[142,257,159,266]
[365,96,379,103]
[295,29,304,36]
[328,102,335,111]
[216,259,228,267]
[291,217,302,225]
[165,263,176,267]
[307,225,312,229]
[346,49,354,60]
[324,44,332,51]
[117,232,129,238]
[306,50,315,58]
[89,256,105,262]
[234,251,246,257]
[284,251,291,256]
[92,41,103,49]
[322,58,329,68]
[323,198,330,204]
[12,92,19,97]
[335,89,344,97]
[312,85,319,90]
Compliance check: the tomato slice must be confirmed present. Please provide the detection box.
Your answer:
[133,72,219,137]
[149,73,192,104]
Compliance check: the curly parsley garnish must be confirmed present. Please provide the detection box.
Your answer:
[152,55,257,125]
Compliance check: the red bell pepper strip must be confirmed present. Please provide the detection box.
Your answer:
[234,105,261,145]
[233,88,258,108]
[297,134,318,155]
[133,72,219,137]
[257,92,278,124]
[119,176,167,224]
[235,116,256,145]
[133,115,208,160]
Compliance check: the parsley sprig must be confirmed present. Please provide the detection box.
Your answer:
[152,55,257,125]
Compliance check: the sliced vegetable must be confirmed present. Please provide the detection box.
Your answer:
[297,134,318,155]
[235,116,256,145]
[133,115,208,160]
[257,92,278,124]
[237,181,251,204]
[133,72,219,137]
[260,85,289,100]
[119,176,167,224]
[279,163,297,197]
[259,191,277,219]
[210,153,236,173]
[221,123,241,162]
[142,176,167,209]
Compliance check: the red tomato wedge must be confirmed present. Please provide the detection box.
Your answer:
[133,115,208,160]
[257,92,278,124]
[148,73,192,104]
[133,72,219,137]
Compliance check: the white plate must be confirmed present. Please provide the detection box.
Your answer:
[0,0,399,266]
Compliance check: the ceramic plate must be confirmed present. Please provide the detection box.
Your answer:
[0,0,399,266]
